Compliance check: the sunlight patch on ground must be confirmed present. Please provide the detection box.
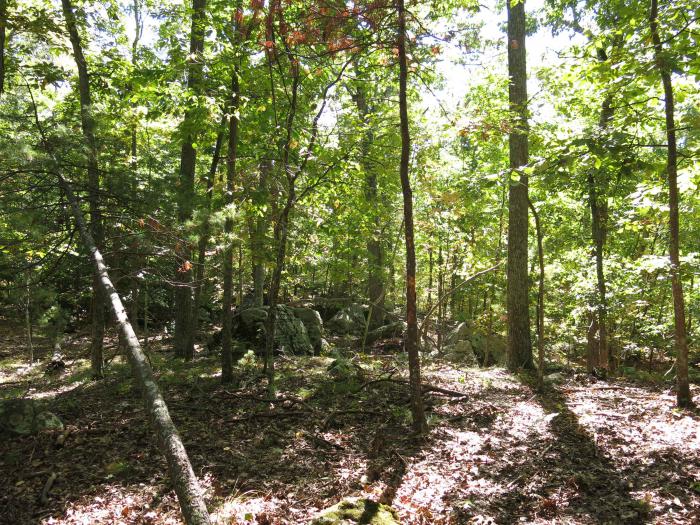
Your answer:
[43,484,172,525]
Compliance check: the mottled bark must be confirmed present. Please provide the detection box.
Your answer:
[397,0,426,434]
[506,0,533,371]
[650,0,692,408]
[352,81,384,329]
[0,0,6,95]
[174,0,206,360]
[193,126,224,341]
[222,55,241,384]
[528,199,545,388]
[58,176,211,525]
[587,44,614,372]
[249,160,270,308]
[61,0,105,378]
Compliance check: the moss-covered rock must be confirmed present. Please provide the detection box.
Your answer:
[233,305,314,355]
[326,303,367,335]
[365,321,406,345]
[0,399,64,435]
[292,307,325,354]
[311,498,400,525]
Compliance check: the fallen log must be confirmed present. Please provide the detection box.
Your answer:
[57,175,212,525]
[28,81,211,524]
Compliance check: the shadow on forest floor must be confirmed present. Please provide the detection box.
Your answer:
[1,325,699,524]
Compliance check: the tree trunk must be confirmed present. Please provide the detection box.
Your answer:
[61,0,105,378]
[174,0,206,361]
[650,0,692,408]
[221,56,241,384]
[0,0,6,95]
[25,271,33,363]
[264,187,294,390]
[193,126,224,345]
[505,0,533,371]
[397,0,426,435]
[352,81,385,329]
[249,160,270,307]
[58,175,211,525]
[528,199,545,388]
[587,45,614,372]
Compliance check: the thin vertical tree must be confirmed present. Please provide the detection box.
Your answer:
[649,0,693,408]
[505,0,533,371]
[174,0,206,360]
[351,77,384,329]
[221,2,243,384]
[586,44,616,373]
[0,0,6,95]
[248,160,270,308]
[397,0,426,434]
[61,0,105,378]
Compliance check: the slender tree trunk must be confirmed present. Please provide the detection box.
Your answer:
[0,0,6,95]
[61,0,105,378]
[25,271,33,363]
[587,45,614,372]
[650,0,692,408]
[528,199,545,388]
[221,57,241,384]
[264,188,294,390]
[506,0,533,371]
[174,0,206,361]
[352,82,384,328]
[249,160,270,307]
[58,175,211,525]
[397,0,426,434]
[193,127,223,342]
[437,243,444,352]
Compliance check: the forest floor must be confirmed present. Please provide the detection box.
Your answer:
[1,323,699,525]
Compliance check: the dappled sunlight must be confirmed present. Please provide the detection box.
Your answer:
[2,331,698,524]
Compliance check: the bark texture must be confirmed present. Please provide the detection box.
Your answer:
[193,126,224,341]
[528,199,545,388]
[174,0,206,360]
[506,0,533,371]
[352,81,384,329]
[587,46,614,372]
[0,0,6,95]
[397,0,426,434]
[58,175,211,525]
[61,0,105,378]
[650,0,692,408]
[221,59,241,383]
[249,160,270,308]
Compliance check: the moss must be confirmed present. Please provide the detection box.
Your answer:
[311,498,400,525]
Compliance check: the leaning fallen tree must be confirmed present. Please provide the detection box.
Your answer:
[26,81,211,524]
[57,175,212,524]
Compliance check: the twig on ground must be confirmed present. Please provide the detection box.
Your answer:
[39,472,57,504]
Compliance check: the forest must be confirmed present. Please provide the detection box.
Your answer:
[0,0,698,523]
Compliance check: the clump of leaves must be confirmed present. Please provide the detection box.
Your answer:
[237,349,258,371]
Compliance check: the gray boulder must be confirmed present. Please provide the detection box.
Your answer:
[365,321,406,345]
[326,303,367,335]
[291,307,324,354]
[443,322,505,366]
[447,322,472,346]
[311,498,399,525]
[471,333,507,366]
[0,399,63,435]
[234,305,313,354]
[445,340,479,366]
